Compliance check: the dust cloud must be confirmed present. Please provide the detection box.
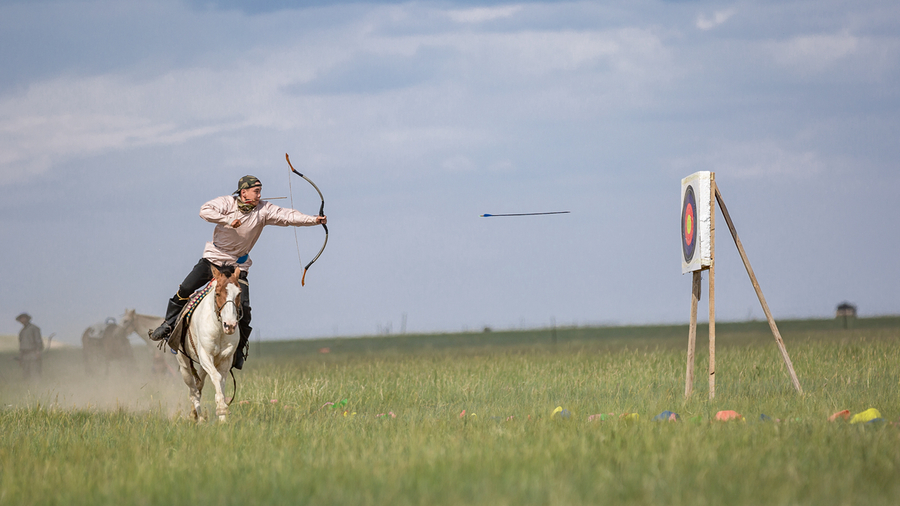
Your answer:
[1,343,192,418]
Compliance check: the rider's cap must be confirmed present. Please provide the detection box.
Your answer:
[233,175,262,195]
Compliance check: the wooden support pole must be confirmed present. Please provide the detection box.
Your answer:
[685,270,701,398]
[708,176,717,400]
[714,186,803,394]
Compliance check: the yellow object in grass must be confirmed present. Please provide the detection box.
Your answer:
[849,408,881,424]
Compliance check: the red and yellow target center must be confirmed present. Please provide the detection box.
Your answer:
[684,204,694,245]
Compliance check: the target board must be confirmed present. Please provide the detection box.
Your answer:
[681,171,712,274]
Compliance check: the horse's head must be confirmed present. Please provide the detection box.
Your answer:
[120,309,136,332]
[212,265,242,335]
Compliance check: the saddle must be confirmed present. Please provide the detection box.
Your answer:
[163,281,215,355]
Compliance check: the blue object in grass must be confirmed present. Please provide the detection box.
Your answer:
[653,410,680,421]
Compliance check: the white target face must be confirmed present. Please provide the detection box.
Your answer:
[681,171,712,274]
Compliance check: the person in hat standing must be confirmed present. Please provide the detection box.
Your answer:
[149,175,326,370]
[15,313,43,380]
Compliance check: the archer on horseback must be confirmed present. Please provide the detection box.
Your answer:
[149,175,327,369]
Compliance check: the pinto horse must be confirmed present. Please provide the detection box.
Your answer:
[176,264,243,422]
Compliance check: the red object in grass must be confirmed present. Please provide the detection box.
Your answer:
[828,409,851,422]
[715,410,743,421]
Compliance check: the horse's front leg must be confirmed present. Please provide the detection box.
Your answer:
[213,359,234,422]
[177,354,205,422]
[196,348,228,422]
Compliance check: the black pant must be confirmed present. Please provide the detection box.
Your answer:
[165,258,252,356]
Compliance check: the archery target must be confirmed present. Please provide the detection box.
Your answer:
[681,171,712,274]
[682,185,697,262]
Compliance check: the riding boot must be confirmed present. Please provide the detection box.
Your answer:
[232,273,252,370]
[149,292,191,341]
[232,322,252,370]
[150,258,215,342]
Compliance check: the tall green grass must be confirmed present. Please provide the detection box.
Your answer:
[1,318,899,505]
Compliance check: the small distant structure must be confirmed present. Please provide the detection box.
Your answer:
[836,302,857,329]
[835,302,857,318]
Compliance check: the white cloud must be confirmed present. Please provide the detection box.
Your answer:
[671,140,827,179]
[771,31,859,73]
[441,154,476,172]
[0,70,264,182]
[0,4,675,184]
[447,5,523,24]
[696,9,735,31]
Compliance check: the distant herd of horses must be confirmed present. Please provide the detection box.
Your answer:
[81,265,244,422]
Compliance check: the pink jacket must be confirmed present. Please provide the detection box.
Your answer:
[199,196,319,271]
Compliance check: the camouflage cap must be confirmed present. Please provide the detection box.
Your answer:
[233,175,262,195]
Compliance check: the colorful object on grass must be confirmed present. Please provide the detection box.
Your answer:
[850,408,882,424]
[828,410,851,422]
[588,413,614,422]
[270,399,278,404]
[759,414,773,422]
[459,410,466,418]
[480,211,570,218]
[653,411,680,422]
[325,399,348,411]
[324,399,349,411]
[620,413,640,422]
[376,412,396,419]
[715,410,743,422]
[552,406,571,419]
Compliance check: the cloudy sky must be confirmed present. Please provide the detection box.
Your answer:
[2,0,898,345]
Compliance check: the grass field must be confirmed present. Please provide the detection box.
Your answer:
[2,316,899,505]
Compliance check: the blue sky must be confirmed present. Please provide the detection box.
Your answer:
[2,0,898,344]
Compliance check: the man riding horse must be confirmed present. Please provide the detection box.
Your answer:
[150,175,327,369]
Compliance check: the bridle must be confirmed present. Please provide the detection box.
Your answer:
[214,281,242,323]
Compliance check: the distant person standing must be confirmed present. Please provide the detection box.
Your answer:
[15,313,43,380]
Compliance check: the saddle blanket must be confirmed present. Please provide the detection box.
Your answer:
[164,281,214,354]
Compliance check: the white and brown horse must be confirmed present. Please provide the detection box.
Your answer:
[176,265,242,422]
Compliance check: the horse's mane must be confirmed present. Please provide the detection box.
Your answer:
[216,264,236,277]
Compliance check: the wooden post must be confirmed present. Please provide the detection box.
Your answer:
[715,186,803,394]
[708,175,716,399]
[685,270,701,398]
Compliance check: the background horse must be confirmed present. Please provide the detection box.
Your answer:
[120,309,176,376]
[120,309,164,347]
[81,318,135,376]
[176,265,242,422]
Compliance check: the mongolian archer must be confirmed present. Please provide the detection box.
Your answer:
[149,158,327,370]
